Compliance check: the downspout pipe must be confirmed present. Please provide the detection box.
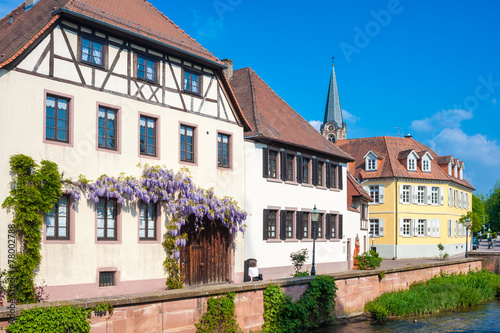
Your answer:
[395,179,398,259]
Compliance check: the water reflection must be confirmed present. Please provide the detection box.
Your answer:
[313,301,500,333]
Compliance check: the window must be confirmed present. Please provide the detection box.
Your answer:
[370,219,379,237]
[218,133,230,168]
[81,37,103,66]
[402,219,411,236]
[285,211,294,239]
[417,219,426,236]
[180,125,195,163]
[402,185,411,203]
[97,198,117,240]
[139,202,156,240]
[46,95,69,142]
[314,214,324,239]
[369,186,380,203]
[184,70,200,93]
[268,150,278,178]
[302,157,310,183]
[408,158,416,171]
[417,186,425,204]
[267,210,277,239]
[137,55,156,81]
[455,190,458,207]
[301,212,309,239]
[431,187,439,205]
[317,161,323,186]
[140,116,157,156]
[328,164,337,188]
[286,154,294,181]
[98,107,117,150]
[99,271,115,287]
[367,158,376,171]
[422,159,430,172]
[46,196,69,240]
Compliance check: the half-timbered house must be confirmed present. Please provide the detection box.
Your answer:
[0,0,250,300]
[229,65,370,279]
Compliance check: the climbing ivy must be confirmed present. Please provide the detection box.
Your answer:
[2,155,61,304]
[6,303,113,333]
[195,293,242,332]
[262,275,338,332]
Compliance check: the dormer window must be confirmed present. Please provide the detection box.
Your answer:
[422,159,430,172]
[408,157,416,171]
[454,164,458,178]
[448,163,452,176]
[364,151,379,172]
[460,167,464,180]
[420,152,432,172]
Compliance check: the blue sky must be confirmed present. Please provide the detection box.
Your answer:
[2,0,500,194]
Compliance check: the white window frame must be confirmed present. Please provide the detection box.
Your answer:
[417,186,425,204]
[417,219,426,237]
[369,185,380,203]
[431,187,439,205]
[401,218,411,237]
[408,158,416,171]
[402,185,411,204]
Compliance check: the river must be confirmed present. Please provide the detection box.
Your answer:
[312,300,500,333]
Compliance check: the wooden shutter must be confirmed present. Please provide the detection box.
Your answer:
[426,186,431,205]
[436,218,441,237]
[379,219,385,237]
[440,187,444,205]
[312,158,318,185]
[412,185,417,204]
[296,212,303,240]
[379,185,385,204]
[296,155,303,183]
[448,219,452,237]
[399,185,404,203]
[325,161,331,188]
[426,219,431,236]
[262,147,269,178]
[280,150,287,181]
[263,209,269,240]
[410,219,415,237]
[338,214,343,239]
[280,210,287,240]
[338,166,343,190]
[399,219,404,236]
[325,214,331,239]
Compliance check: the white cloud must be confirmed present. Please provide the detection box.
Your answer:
[308,120,322,132]
[190,9,224,38]
[493,98,497,106]
[411,109,473,132]
[342,109,359,124]
[430,128,500,167]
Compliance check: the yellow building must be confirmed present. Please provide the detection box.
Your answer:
[337,135,474,259]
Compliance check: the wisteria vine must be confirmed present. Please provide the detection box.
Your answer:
[64,165,247,289]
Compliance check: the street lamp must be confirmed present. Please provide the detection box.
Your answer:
[465,218,471,258]
[310,205,320,276]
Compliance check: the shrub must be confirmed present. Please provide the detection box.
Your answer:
[355,251,382,270]
[290,248,309,277]
[195,293,241,333]
[365,302,387,322]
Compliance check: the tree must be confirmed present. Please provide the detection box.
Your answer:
[484,181,500,232]
[459,194,486,233]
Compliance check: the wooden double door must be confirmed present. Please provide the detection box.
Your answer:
[180,216,230,286]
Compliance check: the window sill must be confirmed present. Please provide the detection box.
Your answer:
[284,239,299,243]
[80,60,105,69]
[301,183,313,188]
[183,90,202,97]
[316,185,327,190]
[329,188,340,192]
[266,239,282,243]
[285,181,299,186]
[328,239,341,242]
[266,177,282,183]
[140,153,160,160]
[137,76,160,86]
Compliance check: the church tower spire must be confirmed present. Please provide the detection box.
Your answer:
[321,64,346,143]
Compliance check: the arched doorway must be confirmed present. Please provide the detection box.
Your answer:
[180,216,230,286]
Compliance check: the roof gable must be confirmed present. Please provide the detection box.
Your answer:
[230,67,353,161]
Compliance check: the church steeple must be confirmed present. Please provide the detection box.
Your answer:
[321,64,346,143]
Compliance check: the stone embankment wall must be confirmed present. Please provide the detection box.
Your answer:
[469,252,500,274]
[0,258,481,333]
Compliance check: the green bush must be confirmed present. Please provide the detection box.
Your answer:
[364,302,387,322]
[364,269,500,322]
[355,250,382,270]
[195,293,242,333]
[290,248,309,277]
[262,275,337,332]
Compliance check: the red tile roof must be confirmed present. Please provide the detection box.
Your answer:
[230,67,354,162]
[337,136,474,190]
[347,171,373,208]
[0,0,220,68]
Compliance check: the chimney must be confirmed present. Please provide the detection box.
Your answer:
[404,133,412,138]
[221,59,233,81]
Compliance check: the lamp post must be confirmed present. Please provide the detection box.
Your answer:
[310,205,320,276]
[465,218,471,258]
